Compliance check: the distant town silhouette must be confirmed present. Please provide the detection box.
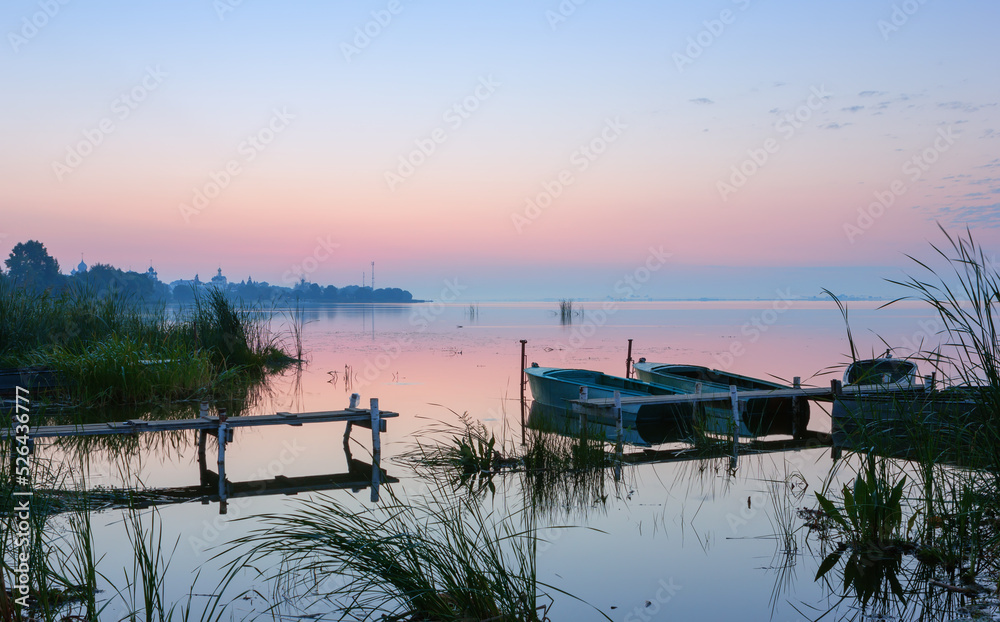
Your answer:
[2,240,416,303]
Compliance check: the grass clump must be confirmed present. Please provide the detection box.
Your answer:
[40,334,214,406]
[226,488,568,622]
[815,455,910,550]
[0,281,296,406]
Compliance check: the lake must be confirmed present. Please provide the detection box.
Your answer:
[26,299,958,620]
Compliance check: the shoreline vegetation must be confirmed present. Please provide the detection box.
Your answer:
[1,239,417,305]
[810,227,1000,618]
[0,280,299,408]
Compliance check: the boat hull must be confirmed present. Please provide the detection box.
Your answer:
[525,367,694,434]
[632,363,809,437]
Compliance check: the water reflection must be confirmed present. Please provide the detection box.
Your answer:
[9,301,978,620]
[809,543,986,621]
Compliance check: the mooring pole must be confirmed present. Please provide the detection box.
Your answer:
[370,398,381,503]
[792,376,803,438]
[625,339,633,378]
[830,379,844,461]
[519,340,527,445]
[729,385,740,469]
[345,392,360,447]
[614,390,623,481]
[197,430,208,486]
[217,408,228,515]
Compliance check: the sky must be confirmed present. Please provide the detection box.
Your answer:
[2,0,999,300]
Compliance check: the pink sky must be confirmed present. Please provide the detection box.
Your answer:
[3,1,999,299]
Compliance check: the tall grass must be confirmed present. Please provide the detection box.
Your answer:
[884,225,1000,457]
[0,282,296,406]
[811,227,1000,611]
[225,486,570,621]
[402,409,621,519]
[558,299,572,324]
[0,441,236,622]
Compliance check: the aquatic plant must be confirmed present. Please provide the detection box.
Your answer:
[0,282,297,407]
[224,485,589,622]
[815,455,910,550]
[558,299,572,324]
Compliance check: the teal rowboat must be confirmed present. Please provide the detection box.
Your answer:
[632,361,809,437]
[525,366,695,438]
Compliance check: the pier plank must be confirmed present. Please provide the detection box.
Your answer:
[2,408,399,439]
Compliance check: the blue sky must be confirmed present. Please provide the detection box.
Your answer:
[2,0,998,299]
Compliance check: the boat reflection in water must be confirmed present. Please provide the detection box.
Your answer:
[526,401,691,447]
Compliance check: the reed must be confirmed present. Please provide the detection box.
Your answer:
[0,282,296,406]
[812,229,1000,609]
[558,299,572,324]
[224,485,575,621]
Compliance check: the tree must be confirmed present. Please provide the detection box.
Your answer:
[5,240,62,290]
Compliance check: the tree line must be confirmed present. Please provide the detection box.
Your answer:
[2,240,415,304]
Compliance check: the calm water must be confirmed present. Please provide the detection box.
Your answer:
[33,300,951,620]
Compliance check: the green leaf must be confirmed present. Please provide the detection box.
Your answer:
[815,492,848,530]
[815,550,843,580]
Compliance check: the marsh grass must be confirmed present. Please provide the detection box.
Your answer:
[0,282,296,407]
[812,229,1000,613]
[0,439,237,622]
[223,484,592,622]
[402,408,623,519]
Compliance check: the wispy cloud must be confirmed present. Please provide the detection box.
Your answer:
[689,97,714,105]
[933,203,1000,228]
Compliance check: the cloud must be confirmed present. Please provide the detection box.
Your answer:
[858,90,887,97]
[841,105,865,113]
[937,101,982,113]
[933,202,1000,227]
[821,122,848,130]
[689,97,714,105]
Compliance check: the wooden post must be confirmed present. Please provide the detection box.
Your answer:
[520,340,527,445]
[693,382,703,426]
[217,409,228,514]
[197,429,208,486]
[792,376,803,439]
[729,385,740,426]
[199,401,209,418]
[578,386,588,431]
[344,393,360,445]
[625,339,633,379]
[370,398,381,454]
[730,385,740,470]
[614,390,623,451]
[831,379,843,396]
[370,398,381,503]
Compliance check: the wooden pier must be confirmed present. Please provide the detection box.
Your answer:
[5,394,398,513]
[575,383,840,410]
